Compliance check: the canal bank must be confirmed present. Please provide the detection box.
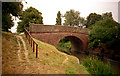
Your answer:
[71,52,120,74]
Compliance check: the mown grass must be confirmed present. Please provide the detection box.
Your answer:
[33,37,88,74]
[64,56,88,74]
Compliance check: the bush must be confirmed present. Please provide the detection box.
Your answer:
[88,18,120,51]
[57,39,72,55]
[82,57,116,74]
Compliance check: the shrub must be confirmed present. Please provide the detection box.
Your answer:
[57,39,72,55]
[82,57,116,74]
[88,18,120,52]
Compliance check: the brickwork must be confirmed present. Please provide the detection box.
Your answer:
[30,24,89,34]
[30,24,89,52]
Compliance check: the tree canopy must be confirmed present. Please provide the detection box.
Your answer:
[17,7,43,33]
[55,11,62,25]
[63,9,83,27]
[2,2,23,32]
[102,12,113,20]
[88,18,120,51]
[86,13,102,28]
[86,12,113,28]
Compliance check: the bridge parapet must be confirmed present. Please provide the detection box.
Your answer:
[30,24,89,34]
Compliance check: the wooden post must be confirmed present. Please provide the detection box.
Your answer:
[26,33,27,39]
[36,44,38,58]
[24,29,25,36]
[25,29,26,37]
[24,29,25,37]
[27,33,28,40]
[28,35,29,43]
[29,35,30,44]
[24,28,39,58]
[33,41,34,52]
[31,39,32,47]
[29,35,31,45]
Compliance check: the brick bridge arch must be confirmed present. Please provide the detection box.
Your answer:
[56,34,88,52]
[30,24,89,52]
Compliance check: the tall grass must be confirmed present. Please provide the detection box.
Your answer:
[82,56,116,74]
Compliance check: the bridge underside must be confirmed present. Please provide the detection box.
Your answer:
[31,32,88,52]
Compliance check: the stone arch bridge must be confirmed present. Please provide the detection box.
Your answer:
[30,24,89,52]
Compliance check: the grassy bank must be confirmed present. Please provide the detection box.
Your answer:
[2,32,88,74]
[33,37,88,74]
[2,32,27,74]
[82,56,117,74]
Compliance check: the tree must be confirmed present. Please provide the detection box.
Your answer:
[79,17,86,26]
[86,13,103,28]
[88,18,120,52]
[17,7,43,33]
[2,2,23,32]
[63,9,81,26]
[102,12,113,20]
[86,12,113,28]
[55,11,62,25]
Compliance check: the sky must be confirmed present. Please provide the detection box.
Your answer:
[10,0,120,33]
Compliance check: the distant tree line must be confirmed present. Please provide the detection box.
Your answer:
[2,2,115,33]
[55,9,113,28]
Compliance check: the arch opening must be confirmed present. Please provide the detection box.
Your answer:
[57,36,83,55]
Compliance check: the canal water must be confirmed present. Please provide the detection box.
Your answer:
[72,52,120,74]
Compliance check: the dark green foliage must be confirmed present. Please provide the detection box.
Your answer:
[86,12,113,28]
[57,38,71,55]
[59,38,69,43]
[17,7,43,33]
[82,57,116,74]
[2,13,14,32]
[86,13,103,28]
[88,18,120,51]
[55,11,62,25]
[2,2,23,32]
[102,12,113,20]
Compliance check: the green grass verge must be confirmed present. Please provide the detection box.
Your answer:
[33,37,88,74]
[82,56,117,74]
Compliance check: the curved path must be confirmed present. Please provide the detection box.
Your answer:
[16,37,22,61]
[16,35,49,74]
[16,35,30,64]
